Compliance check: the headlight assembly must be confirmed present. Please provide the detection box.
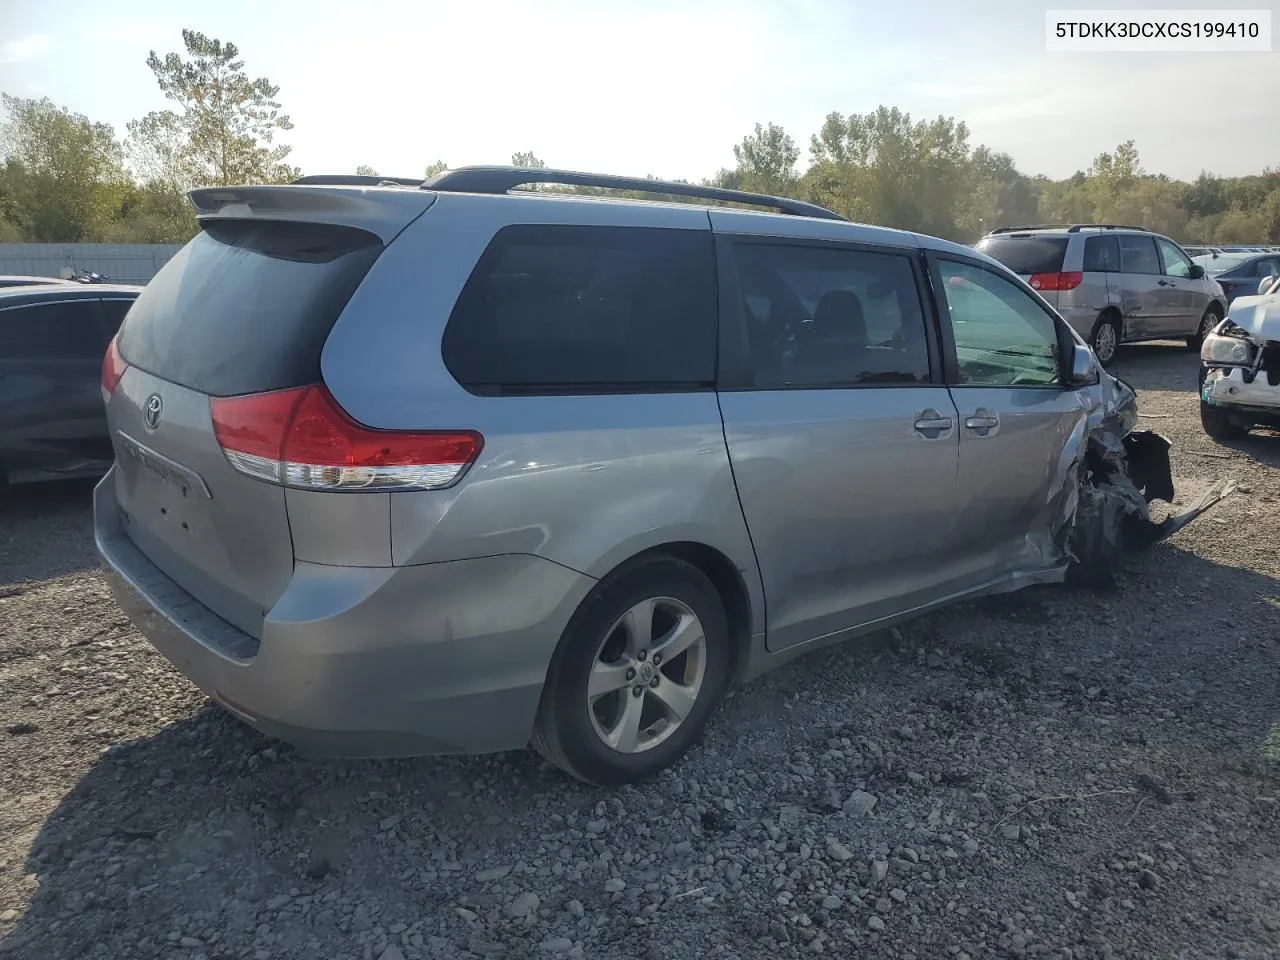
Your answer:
[1200,334,1254,365]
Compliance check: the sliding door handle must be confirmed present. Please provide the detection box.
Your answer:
[913,408,954,438]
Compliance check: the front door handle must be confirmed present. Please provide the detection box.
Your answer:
[964,409,1000,436]
[1158,279,1175,287]
[913,408,954,439]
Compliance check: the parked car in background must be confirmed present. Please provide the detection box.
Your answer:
[0,275,74,289]
[975,224,1226,365]
[1199,275,1280,439]
[1194,252,1280,305]
[1183,245,1223,259]
[1,283,141,486]
[94,167,1180,785]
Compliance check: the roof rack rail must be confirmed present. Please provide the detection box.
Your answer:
[987,224,1071,234]
[423,165,848,221]
[1065,223,1149,233]
[292,174,425,187]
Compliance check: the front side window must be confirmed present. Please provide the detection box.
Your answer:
[442,225,716,394]
[0,299,107,360]
[1155,237,1193,279]
[1117,235,1161,275]
[728,242,930,388]
[938,259,1060,387]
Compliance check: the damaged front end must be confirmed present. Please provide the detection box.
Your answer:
[1048,356,1234,588]
[1199,287,1280,429]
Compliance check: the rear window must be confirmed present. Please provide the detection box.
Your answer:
[441,224,716,395]
[975,236,1067,275]
[118,220,382,396]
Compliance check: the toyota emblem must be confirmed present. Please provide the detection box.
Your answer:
[143,393,163,430]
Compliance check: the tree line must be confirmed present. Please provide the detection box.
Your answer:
[2,30,1278,247]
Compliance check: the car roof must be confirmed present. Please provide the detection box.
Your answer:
[981,226,1159,239]
[0,275,74,284]
[0,283,143,307]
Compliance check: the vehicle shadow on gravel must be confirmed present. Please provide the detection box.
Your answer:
[1111,341,1201,394]
[9,540,1280,959]
[0,478,98,588]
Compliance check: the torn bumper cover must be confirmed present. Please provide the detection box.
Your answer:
[1045,366,1234,587]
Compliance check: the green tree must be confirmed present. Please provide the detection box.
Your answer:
[355,164,379,176]
[802,107,971,238]
[424,160,448,179]
[733,122,799,197]
[510,151,544,169]
[137,28,296,187]
[0,95,128,241]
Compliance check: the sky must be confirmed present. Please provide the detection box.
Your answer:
[0,0,1276,183]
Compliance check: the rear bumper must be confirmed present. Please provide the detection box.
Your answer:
[94,468,596,757]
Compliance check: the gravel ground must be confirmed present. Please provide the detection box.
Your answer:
[2,342,1279,960]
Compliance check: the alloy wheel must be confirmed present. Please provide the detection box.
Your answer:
[587,597,707,754]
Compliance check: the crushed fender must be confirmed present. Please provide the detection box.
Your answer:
[1066,426,1236,587]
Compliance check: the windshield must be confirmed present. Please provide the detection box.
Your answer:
[1204,255,1249,276]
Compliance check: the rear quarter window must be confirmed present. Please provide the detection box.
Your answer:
[975,236,1068,275]
[441,224,717,395]
[118,220,382,396]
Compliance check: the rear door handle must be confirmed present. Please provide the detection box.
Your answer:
[1158,279,1175,287]
[913,409,954,438]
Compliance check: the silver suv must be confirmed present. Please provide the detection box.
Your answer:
[976,224,1227,366]
[95,168,1170,785]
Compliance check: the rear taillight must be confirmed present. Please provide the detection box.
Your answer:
[101,337,128,397]
[210,385,483,492]
[1028,271,1083,292]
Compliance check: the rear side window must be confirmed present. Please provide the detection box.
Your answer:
[1117,235,1161,275]
[975,236,1067,275]
[1083,235,1120,272]
[442,225,716,395]
[118,220,382,396]
[0,299,109,360]
[730,242,930,388]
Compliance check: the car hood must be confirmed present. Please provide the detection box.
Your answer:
[1224,291,1280,343]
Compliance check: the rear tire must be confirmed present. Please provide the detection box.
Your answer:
[531,556,731,786]
[1200,401,1248,441]
[1090,314,1121,367]
[1187,305,1222,352]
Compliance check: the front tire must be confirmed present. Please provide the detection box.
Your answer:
[1187,305,1222,352]
[1200,401,1248,441]
[532,556,731,786]
[1091,314,1121,367]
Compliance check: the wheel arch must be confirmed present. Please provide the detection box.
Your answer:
[1096,305,1123,338]
[590,540,759,681]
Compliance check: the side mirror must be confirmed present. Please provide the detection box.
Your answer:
[1189,264,1206,280]
[1259,276,1279,296]
[1068,343,1098,386]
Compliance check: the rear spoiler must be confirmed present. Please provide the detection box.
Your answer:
[187,185,437,244]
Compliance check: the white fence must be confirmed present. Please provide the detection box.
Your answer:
[0,243,184,285]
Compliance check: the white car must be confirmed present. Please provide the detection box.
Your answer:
[1199,275,1280,439]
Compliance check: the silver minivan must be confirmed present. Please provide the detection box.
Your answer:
[976,224,1227,366]
[95,168,1171,784]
